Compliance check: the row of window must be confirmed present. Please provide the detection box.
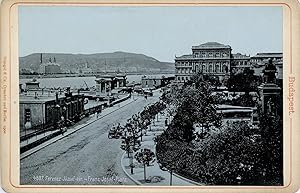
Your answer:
[196,65,228,73]
[176,61,229,67]
[193,51,230,58]
[176,76,191,82]
[176,64,229,74]
[175,61,192,66]
[176,57,282,67]
[176,68,193,74]
[234,61,249,65]
[250,57,283,63]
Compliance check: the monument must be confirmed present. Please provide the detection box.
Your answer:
[258,58,281,115]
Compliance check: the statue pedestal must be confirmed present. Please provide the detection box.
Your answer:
[258,83,281,114]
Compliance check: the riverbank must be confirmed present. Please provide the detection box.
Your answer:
[20,72,175,79]
[19,73,175,89]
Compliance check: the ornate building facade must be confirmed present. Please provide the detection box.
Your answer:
[250,53,283,66]
[175,42,232,83]
[175,42,283,84]
[231,53,251,74]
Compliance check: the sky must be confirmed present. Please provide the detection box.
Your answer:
[19,6,283,62]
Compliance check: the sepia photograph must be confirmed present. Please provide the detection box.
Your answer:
[18,5,284,186]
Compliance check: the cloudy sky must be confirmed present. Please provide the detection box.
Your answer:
[19,6,282,62]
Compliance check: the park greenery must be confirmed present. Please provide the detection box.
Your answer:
[227,68,262,94]
[135,148,156,182]
[108,101,166,176]
[107,70,282,185]
[156,72,283,185]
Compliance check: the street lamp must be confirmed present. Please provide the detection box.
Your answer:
[54,104,61,134]
[55,104,60,121]
[24,121,32,145]
[158,163,175,186]
[129,147,134,174]
[37,120,41,139]
[63,106,67,121]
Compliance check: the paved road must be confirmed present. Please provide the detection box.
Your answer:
[20,92,161,185]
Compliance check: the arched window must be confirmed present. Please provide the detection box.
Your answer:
[215,65,220,72]
[209,65,213,73]
[202,65,206,72]
[195,65,199,73]
[222,64,228,73]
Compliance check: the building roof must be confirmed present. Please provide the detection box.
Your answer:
[192,42,231,49]
[232,53,250,59]
[20,93,82,103]
[95,78,113,82]
[216,104,254,113]
[26,79,40,85]
[43,62,61,67]
[141,74,175,80]
[251,53,283,58]
[175,54,193,59]
[96,73,126,79]
[20,94,58,103]
[142,76,162,80]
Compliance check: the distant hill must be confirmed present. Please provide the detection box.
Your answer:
[19,52,175,73]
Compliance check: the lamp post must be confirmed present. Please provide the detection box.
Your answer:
[158,163,175,186]
[129,147,134,174]
[96,98,100,118]
[63,106,67,121]
[24,122,31,145]
[169,170,173,186]
[37,120,41,140]
[55,104,60,134]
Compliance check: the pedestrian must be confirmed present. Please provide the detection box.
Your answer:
[60,127,64,136]
[165,118,168,127]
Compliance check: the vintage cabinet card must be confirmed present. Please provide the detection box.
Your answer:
[0,0,300,192]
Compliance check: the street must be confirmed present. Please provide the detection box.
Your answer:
[20,91,161,185]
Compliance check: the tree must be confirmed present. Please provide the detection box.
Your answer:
[227,67,261,95]
[156,133,189,185]
[200,121,265,185]
[203,75,221,89]
[134,148,156,182]
[120,136,140,158]
[258,112,283,185]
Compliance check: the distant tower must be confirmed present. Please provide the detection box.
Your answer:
[40,53,43,64]
[258,58,281,115]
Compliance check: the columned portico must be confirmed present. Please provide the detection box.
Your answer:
[95,78,112,96]
[95,73,127,96]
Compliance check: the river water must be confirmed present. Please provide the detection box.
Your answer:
[19,74,175,89]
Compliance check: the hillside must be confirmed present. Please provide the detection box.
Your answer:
[19,52,175,73]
